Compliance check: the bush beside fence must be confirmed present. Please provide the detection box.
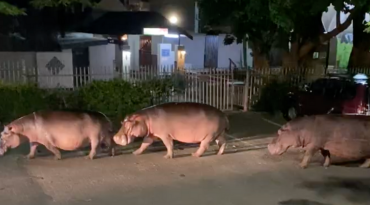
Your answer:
[0,77,178,127]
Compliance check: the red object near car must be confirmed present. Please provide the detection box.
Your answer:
[282,74,370,121]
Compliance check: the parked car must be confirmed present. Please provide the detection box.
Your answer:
[282,74,370,121]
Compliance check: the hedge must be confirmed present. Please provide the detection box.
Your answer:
[0,76,181,126]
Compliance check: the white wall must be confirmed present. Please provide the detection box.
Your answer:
[217,34,253,68]
[151,36,163,55]
[127,35,140,69]
[0,52,37,83]
[0,52,36,70]
[89,44,115,80]
[36,49,73,89]
[127,33,253,69]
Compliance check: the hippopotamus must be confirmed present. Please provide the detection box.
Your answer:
[0,110,115,160]
[113,102,229,159]
[268,115,370,168]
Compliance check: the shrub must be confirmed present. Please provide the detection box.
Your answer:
[0,83,48,123]
[78,79,153,120]
[252,79,292,114]
[0,77,179,126]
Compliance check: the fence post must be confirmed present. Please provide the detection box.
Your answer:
[21,60,27,83]
[230,67,234,110]
[243,69,250,111]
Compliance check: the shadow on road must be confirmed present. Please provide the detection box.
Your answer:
[299,177,370,204]
[278,199,331,205]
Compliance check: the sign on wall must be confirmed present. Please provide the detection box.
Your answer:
[36,51,73,89]
[143,28,168,35]
[161,49,170,57]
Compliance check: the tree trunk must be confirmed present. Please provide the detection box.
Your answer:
[348,8,370,68]
[252,51,269,69]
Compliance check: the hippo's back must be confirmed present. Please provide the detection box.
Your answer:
[139,102,228,142]
[144,102,224,116]
[317,115,370,159]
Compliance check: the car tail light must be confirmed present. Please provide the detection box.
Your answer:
[357,103,368,114]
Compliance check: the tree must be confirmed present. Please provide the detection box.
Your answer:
[199,0,361,69]
[0,0,97,15]
[0,0,99,51]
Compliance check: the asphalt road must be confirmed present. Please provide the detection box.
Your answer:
[0,112,369,205]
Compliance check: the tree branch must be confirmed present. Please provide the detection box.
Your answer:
[298,10,355,59]
[336,10,340,28]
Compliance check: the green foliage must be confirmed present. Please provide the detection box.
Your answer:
[0,83,48,123]
[0,77,180,125]
[365,21,370,33]
[30,0,98,9]
[252,79,292,114]
[0,1,26,15]
[0,0,97,16]
[78,79,152,119]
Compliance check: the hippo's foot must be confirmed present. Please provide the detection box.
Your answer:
[132,149,143,156]
[191,152,202,157]
[299,162,308,169]
[359,159,370,168]
[54,155,62,160]
[85,154,96,160]
[323,161,330,168]
[26,154,35,159]
[163,154,173,159]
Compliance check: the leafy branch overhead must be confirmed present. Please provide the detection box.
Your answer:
[0,2,26,15]
[0,0,97,15]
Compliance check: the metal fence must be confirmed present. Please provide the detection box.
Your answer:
[1,63,369,111]
[0,64,240,111]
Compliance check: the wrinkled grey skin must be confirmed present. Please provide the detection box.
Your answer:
[113,102,229,159]
[268,115,370,169]
[0,110,115,160]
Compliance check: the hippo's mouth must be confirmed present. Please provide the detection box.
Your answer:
[267,143,289,155]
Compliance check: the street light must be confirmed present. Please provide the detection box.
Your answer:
[169,16,178,24]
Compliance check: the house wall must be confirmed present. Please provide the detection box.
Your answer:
[127,35,140,69]
[0,52,37,83]
[217,34,253,68]
[0,52,37,69]
[36,49,74,89]
[163,34,206,69]
[89,44,115,80]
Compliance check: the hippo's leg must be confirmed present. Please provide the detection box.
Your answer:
[161,136,174,159]
[103,137,116,157]
[27,142,39,159]
[86,138,99,160]
[44,143,62,160]
[299,148,317,169]
[215,134,226,155]
[108,139,116,157]
[192,136,212,157]
[320,149,331,167]
[359,159,370,168]
[133,136,154,155]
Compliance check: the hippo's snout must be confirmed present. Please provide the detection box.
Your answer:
[113,135,127,146]
[268,142,289,156]
[267,143,282,155]
[113,134,133,146]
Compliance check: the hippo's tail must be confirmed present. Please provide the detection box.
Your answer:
[97,111,113,132]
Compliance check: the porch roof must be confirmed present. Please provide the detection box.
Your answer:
[72,11,193,40]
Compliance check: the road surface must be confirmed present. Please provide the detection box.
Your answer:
[0,112,369,205]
